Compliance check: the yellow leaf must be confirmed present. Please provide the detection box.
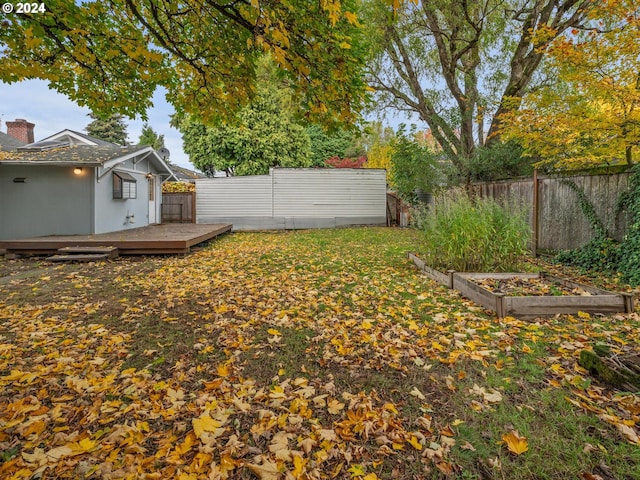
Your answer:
[292,454,307,477]
[78,437,97,452]
[577,310,590,319]
[192,412,222,439]
[45,445,74,461]
[246,459,280,480]
[616,423,639,444]
[267,328,281,336]
[502,430,529,455]
[22,447,47,466]
[19,420,47,438]
[344,11,359,25]
[347,463,366,476]
[409,387,426,400]
[407,435,423,450]
[327,399,345,414]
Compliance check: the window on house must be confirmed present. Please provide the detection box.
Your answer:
[113,172,137,199]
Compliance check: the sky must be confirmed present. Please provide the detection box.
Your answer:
[1,80,417,172]
[0,79,193,169]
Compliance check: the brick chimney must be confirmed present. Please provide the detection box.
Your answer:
[6,119,35,144]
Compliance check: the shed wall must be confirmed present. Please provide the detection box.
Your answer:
[197,169,387,230]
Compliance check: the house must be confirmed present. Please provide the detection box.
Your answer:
[0,120,174,241]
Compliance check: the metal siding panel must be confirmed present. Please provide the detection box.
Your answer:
[196,177,272,217]
[273,169,386,217]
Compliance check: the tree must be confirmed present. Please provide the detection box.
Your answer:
[0,0,367,126]
[363,0,593,178]
[500,0,640,169]
[180,56,311,176]
[363,122,396,184]
[139,123,165,150]
[306,125,355,167]
[390,125,442,201]
[86,113,129,145]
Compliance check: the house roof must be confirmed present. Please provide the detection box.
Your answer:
[0,144,145,166]
[0,131,26,151]
[0,144,173,177]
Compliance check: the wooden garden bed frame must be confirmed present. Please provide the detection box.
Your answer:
[408,253,634,318]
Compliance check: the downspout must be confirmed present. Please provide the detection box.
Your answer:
[90,166,96,234]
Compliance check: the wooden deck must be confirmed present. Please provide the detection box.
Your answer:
[0,224,232,255]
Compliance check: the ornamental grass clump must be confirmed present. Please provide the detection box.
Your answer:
[420,189,531,272]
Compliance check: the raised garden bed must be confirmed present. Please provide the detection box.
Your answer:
[408,253,634,319]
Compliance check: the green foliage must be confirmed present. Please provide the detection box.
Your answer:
[617,164,640,285]
[138,123,165,150]
[0,0,368,126]
[389,126,441,202]
[554,179,622,278]
[419,189,531,272]
[179,57,311,176]
[555,236,622,273]
[306,125,354,167]
[85,112,128,145]
[466,140,534,182]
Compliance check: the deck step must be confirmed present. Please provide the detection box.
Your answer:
[46,253,110,263]
[57,246,119,258]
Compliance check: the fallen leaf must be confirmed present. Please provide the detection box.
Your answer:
[502,430,528,455]
[246,459,280,480]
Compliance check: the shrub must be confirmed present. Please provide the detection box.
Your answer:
[162,181,195,193]
[419,189,531,272]
[390,126,442,202]
[324,156,367,168]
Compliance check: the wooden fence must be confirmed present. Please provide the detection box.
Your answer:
[161,192,195,223]
[471,169,631,252]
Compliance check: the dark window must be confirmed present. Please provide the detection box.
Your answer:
[113,172,137,199]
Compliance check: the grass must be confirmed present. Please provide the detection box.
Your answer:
[416,189,531,272]
[0,227,638,479]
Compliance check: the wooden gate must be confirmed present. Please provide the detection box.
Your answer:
[161,192,195,223]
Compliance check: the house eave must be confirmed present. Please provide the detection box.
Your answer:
[0,160,103,167]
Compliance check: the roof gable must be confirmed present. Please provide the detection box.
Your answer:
[40,129,120,147]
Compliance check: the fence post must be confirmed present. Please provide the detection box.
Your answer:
[191,191,196,223]
[532,168,539,256]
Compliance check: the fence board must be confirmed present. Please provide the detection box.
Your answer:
[162,192,195,223]
[473,170,630,251]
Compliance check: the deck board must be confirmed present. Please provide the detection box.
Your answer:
[0,224,232,255]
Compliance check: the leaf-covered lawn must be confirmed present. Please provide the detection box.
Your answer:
[0,228,638,479]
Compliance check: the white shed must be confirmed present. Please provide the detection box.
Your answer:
[196,168,387,230]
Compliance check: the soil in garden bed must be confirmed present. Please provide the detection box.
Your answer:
[472,276,594,297]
